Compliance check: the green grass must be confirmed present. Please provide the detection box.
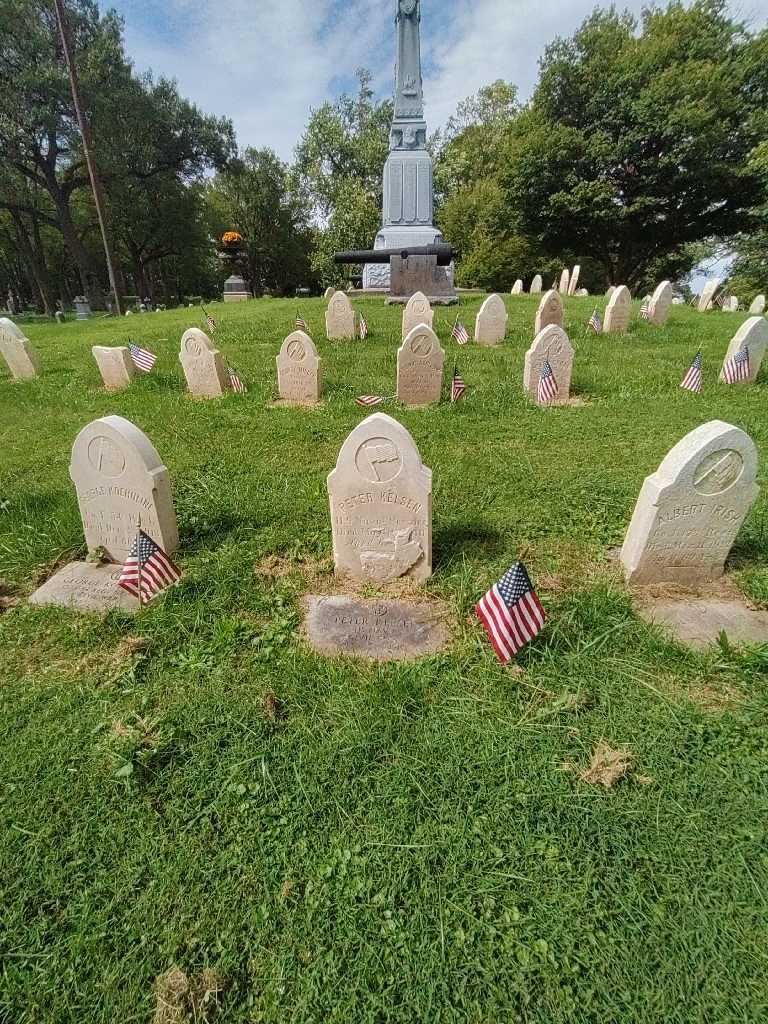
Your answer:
[1,294,767,1023]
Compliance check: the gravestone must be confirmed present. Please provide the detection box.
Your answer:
[0,318,40,380]
[276,330,322,404]
[749,294,765,315]
[575,288,589,297]
[724,296,739,312]
[304,595,448,661]
[324,287,336,300]
[559,268,570,294]
[397,324,444,406]
[70,414,179,564]
[698,278,721,312]
[511,279,523,295]
[568,265,580,296]
[605,286,615,298]
[474,294,508,346]
[328,412,432,583]
[523,324,574,404]
[620,420,758,586]
[179,328,230,398]
[29,562,139,614]
[325,291,356,340]
[719,316,768,384]
[530,274,543,294]
[648,281,673,327]
[402,291,434,339]
[92,346,136,391]
[534,289,564,334]
[603,285,631,333]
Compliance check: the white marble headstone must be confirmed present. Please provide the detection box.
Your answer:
[534,289,564,334]
[179,328,230,398]
[511,279,523,295]
[567,265,580,296]
[474,294,508,346]
[397,324,445,407]
[402,291,434,339]
[92,346,136,391]
[719,316,768,384]
[326,292,356,340]
[698,278,721,312]
[0,318,40,380]
[748,294,765,316]
[324,287,336,300]
[559,268,570,294]
[647,281,673,327]
[620,421,758,585]
[276,330,323,404]
[523,325,574,404]
[328,413,432,584]
[603,285,631,333]
[529,275,543,294]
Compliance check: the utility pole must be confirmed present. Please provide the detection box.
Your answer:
[53,0,124,315]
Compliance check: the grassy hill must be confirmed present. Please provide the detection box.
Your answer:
[1,294,766,1023]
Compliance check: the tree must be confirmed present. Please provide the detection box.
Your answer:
[499,2,767,291]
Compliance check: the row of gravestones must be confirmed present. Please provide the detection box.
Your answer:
[697,280,767,315]
[510,265,585,298]
[30,411,759,614]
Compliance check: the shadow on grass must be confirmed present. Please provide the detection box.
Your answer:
[433,523,503,568]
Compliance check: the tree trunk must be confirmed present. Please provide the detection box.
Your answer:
[10,211,56,315]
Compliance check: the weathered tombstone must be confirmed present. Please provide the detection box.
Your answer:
[401,291,434,339]
[325,291,356,340]
[748,294,766,315]
[179,328,230,398]
[534,289,564,334]
[92,346,136,391]
[511,279,523,295]
[523,324,574,404]
[698,278,721,312]
[530,274,543,294]
[567,265,580,296]
[276,330,322,404]
[474,294,508,346]
[605,286,616,298]
[0,318,40,380]
[397,324,445,406]
[620,421,758,586]
[724,296,739,312]
[575,288,589,297]
[603,285,631,333]
[647,280,673,327]
[719,316,768,384]
[68,415,179,564]
[559,268,570,294]
[328,413,432,584]
[324,287,336,300]
[304,595,447,661]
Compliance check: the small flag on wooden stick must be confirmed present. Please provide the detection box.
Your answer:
[721,346,750,384]
[228,367,247,393]
[680,351,703,393]
[359,313,369,339]
[451,361,466,402]
[201,304,217,333]
[451,315,469,345]
[640,298,651,320]
[476,562,546,663]
[588,308,602,333]
[537,358,559,405]
[118,528,181,606]
[127,341,157,372]
[355,394,385,407]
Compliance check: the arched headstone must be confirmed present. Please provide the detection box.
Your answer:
[748,294,765,316]
[534,289,563,334]
[0,318,40,380]
[620,421,758,585]
[474,294,508,346]
[698,278,721,312]
[328,413,432,583]
[559,268,570,294]
[523,325,574,404]
[510,279,523,296]
[276,330,322,404]
[567,265,580,296]
[324,287,336,300]
[603,285,631,333]
[325,291,356,340]
[529,274,543,295]
[92,346,136,391]
[719,317,768,384]
[70,415,179,563]
[648,281,673,327]
[179,328,230,398]
[397,324,445,407]
[724,296,739,312]
[402,291,433,339]
[605,286,616,298]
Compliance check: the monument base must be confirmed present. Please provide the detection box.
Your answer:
[387,255,457,305]
[363,227,452,291]
[29,562,139,614]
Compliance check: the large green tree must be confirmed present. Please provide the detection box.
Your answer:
[499,1,767,291]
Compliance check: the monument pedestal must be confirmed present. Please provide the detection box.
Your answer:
[387,255,457,305]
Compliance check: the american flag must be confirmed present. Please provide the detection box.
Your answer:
[721,346,750,384]
[680,351,703,393]
[451,366,466,402]
[127,341,157,373]
[201,305,217,333]
[355,394,384,407]
[118,529,181,605]
[588,308,602,333]
[537,359,559,405]
[476,562,546,663]
[640,298,651,320]
[451,318,469,345]
[359,313,369,339]
[296,312,308,331]
[228,367,247,393]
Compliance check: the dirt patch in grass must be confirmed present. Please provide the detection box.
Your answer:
[153,966,225,1024]
[565,741,638,788]
[655,671,744,713]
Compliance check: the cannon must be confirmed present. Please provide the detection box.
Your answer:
[334,244,457,267]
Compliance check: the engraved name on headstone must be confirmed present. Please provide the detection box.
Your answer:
[397,324,444,406]
[523,324,574,403]
[534,289,564,334]
[0,317,40,380]
[719,316,768,384]
[304,595,448,661]
[475,294,508,346]
[276,330,323,404]
[325,291,356,340]
[70,415,179,563]
[603,285,631,333]
[179,328,230,398]
[328,412,432,583]
[620,420,759,585]
[92,346,136,391]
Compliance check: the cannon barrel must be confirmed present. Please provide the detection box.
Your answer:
[334,244,456,267]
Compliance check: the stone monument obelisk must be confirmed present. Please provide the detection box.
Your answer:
[363,0,449,292]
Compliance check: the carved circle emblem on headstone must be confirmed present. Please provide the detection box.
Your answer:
[693,450,744,495]
[184,336,203,357]
[409,332,433,356]
[87,435,126,477]
[355,437,402,483]
[287,339,306,362]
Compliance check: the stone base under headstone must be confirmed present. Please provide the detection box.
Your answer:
[386,255,457,306]
[303,595,448,661]
[639,597,768,650]
[29,562,139,614]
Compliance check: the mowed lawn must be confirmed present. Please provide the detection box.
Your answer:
[1,294,767,1023]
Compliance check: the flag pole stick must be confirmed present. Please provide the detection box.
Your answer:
[136,515,144,607]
